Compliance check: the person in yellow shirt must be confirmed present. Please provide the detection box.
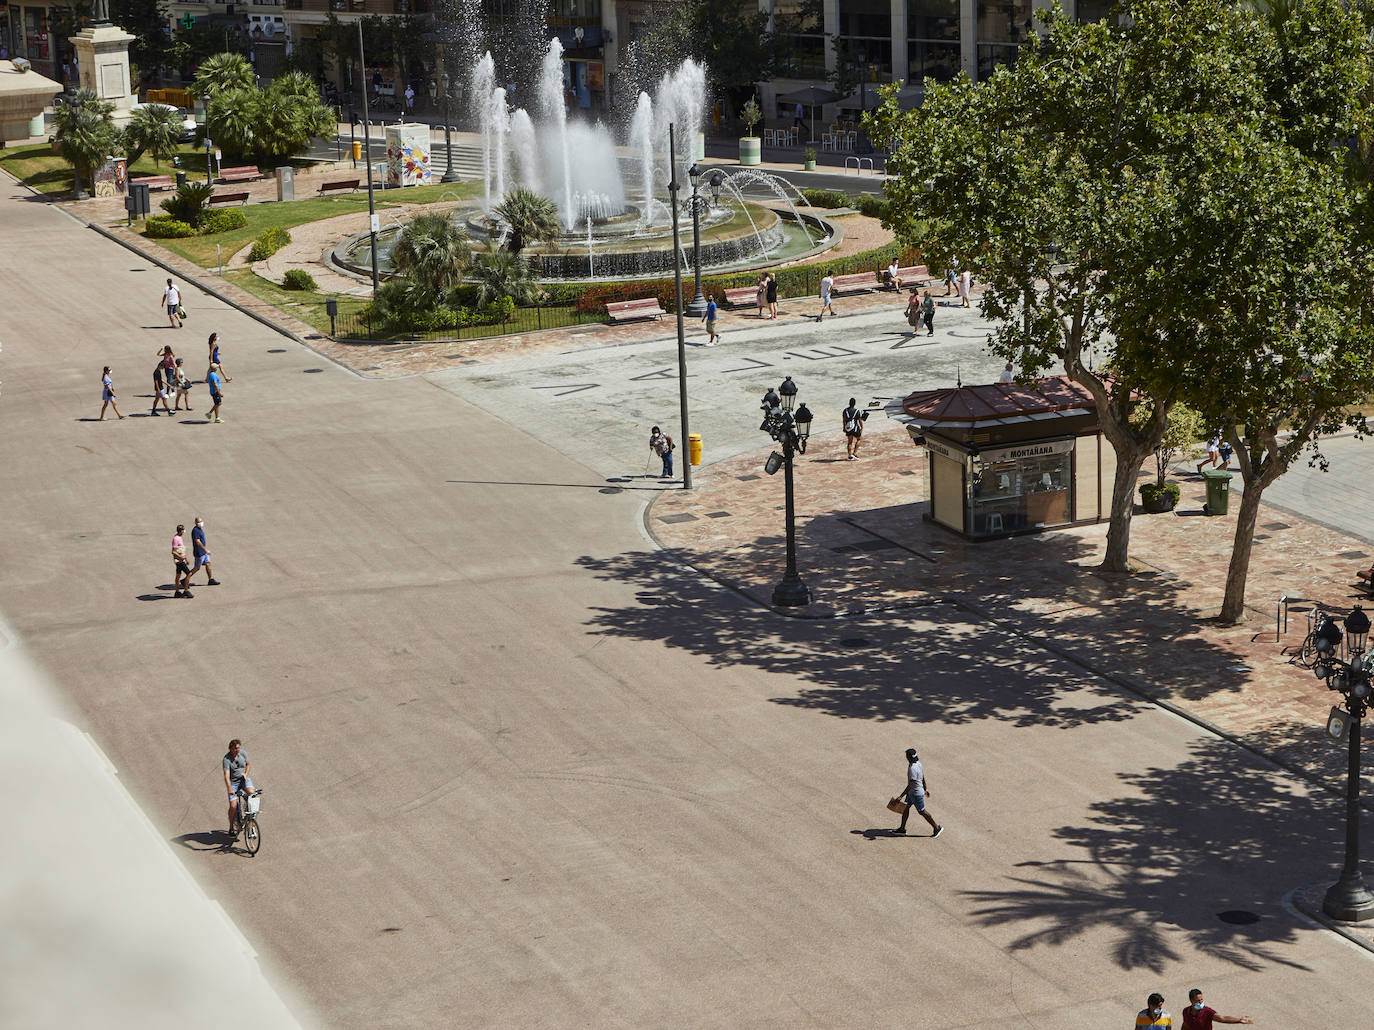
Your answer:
[1136,993,1172,1028]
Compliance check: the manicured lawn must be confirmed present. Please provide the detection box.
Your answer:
[149,181,480,267]
[221,269,369,335]
[0,142,212,196]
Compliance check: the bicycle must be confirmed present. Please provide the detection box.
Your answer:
[1295,609,1339,668]
[231,786,263,856]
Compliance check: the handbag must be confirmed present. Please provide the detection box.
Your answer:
[886,797,909,815]
[177,305,188,320]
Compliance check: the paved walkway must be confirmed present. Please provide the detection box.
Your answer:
[649,418,1374,802]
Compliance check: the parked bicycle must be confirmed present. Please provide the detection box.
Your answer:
[231,785,263,856]
[1295,609,1340,668]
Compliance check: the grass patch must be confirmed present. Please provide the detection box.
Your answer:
[0,142,213,196]
[147,180,480,267]
[221,268,369,334]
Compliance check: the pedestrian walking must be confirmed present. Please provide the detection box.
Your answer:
[205,363,225,422]
[151,363,173,416]
[184,515,221,587]
[171,523,194,598]
[1181,989,1252,1029]
[1196,435,1220,474]
[755,274,767,318]
[173,357,193,410]
[818,270,835,319]
[945,265,957,297]
[842,398,866,460]
[98,365,124,420]
[162,278,183,328]
[766,273,778,319]
[702,294,719,345]
[207,332,231,382]
[905,292,921,335]
[892,748,943,837]
[920,289,935,336]
[958,267,973,308]
[404,84,415,111]
[649,426,675,479]
[999,361,1015,383]
[1217,439,1234,470]
[1136,993,1172,1028]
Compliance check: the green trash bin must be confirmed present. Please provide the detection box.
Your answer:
[1201,468,1232,516]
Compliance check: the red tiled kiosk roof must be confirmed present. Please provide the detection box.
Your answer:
[896,374,1098,429]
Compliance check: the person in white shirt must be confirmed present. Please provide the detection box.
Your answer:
[894,748,943,837]
[958,268,973,308]
[818,270,835,319]
[999,362,1015,383]
[161,278,182,328]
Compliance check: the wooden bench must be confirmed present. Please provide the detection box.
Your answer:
[881,264,930,289]
[830,271,879,294]
[317,178,361,195]
[219,165,265,183]
[208,191,250,206]
[1358,567,1374,590]
[606,298,666,322]
[724,286,762,309]
[131,174,174,191]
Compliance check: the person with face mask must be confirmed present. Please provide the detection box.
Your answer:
[1136,993,1171,1028]
[1181,989,1252,1029]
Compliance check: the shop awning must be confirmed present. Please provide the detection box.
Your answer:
[885,375,1098,431]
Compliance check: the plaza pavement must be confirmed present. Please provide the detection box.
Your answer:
[4,173,1374,1027]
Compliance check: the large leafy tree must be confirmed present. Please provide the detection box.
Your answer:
[629,0,775,115]
[391,214,471,305]
[52,89,116,197]
[492,188,560,255]
[871,0,1339,575]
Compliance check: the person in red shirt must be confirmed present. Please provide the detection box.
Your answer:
[1181,988,1253,1029]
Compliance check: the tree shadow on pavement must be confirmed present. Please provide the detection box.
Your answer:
[962,724,1350,973]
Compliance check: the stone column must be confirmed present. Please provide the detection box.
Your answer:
[961,0,978,82]
[891,0,909,83]
[69,24,136,124]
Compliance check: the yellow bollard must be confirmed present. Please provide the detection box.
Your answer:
[351,140,362,161]
[689,433,703,466]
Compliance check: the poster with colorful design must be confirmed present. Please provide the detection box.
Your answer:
[384,124,431,187]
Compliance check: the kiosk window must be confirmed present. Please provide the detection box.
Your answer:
[968,450,1071,536]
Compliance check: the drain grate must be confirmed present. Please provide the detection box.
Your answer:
[737,474,761,482]
[657,513,699,524]
[705,511,731,519]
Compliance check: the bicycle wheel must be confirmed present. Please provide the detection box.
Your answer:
[243,816,261,856]
[1297,634,1318,669]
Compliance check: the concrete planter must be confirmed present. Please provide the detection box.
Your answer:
[803,158,816,171]
[739,136,761,166]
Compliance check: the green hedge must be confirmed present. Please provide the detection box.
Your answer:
[357,295,517,333]
[248,226,292,261]
[801,188,851,209]
[203,209,248,234]
[145,216,196,239]
[282,268,317,291]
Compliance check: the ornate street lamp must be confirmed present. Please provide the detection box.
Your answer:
[759,376,812,608]
[440,72,460,183]
[684,163,725,319]
[1312,604,1374,921]
[69,92,85,200]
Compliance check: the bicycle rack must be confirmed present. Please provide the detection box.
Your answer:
[844,157,876,176]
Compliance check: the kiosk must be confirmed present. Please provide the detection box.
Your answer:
[888,375,1116,540]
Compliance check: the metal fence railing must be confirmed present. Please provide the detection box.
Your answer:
[333,303,606,343]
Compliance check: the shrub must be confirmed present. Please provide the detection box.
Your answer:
[282,268,317,291]
[202,208,248,234]
[145,216,196,239]
[248,226,292,261]
[854,194,890,221]
[801,188,851,209]
[160,182,215,228]
[1139,481,1181,510]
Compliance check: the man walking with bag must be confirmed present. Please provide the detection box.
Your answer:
[892,748,943,837]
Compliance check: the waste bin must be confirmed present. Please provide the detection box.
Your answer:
[689,433,702,466]
[175,170,187,190]
[351,140,362,161]
[1201,468,1232,516]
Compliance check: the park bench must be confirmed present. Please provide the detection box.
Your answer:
[606,298,666,322]
[830,271,879,294]
[317,178,361,195]
[219,165,265,183]
[131,174,173,191]
[1358,567,1374,593]
[208,191,250,206]
[724,286,763,309]
[881,264,930,290]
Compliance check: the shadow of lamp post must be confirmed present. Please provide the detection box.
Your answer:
[1312,604,1374,921]
[759,375,813,607]
[684,163,724,319]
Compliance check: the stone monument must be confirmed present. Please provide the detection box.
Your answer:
[0,61,62,143]
[70,0,137,125]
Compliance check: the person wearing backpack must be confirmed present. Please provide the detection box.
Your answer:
[650,426,676,479]
[842,398,866,460]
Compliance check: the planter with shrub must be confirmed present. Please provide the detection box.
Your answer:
[803,147,817,171]
[1139,481,1181,513]
[739,98,762,166]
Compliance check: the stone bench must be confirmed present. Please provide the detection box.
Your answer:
[606,298,666,323]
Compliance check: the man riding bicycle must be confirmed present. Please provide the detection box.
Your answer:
[222,738,256,836]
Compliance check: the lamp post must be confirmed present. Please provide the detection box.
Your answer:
[667,124,693,491]
[684,163,724,319]
[440,72,460,183]
[758,376,813,608]
[69,92,84,200]
[1311,605,1374,922]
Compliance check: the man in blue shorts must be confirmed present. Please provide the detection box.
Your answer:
[205,363,225,422]
[894,747,943,837]
[222,739,255,836]
[186,516,220,587]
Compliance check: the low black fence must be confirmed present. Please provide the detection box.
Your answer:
[333,303,606,343]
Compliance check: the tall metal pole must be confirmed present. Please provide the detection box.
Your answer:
[667,124,692,491]
[442,76,459,183]
[686,182,707,318]
[1325,702,1374,920]
[772,437,810,607]
[358,20,380,292]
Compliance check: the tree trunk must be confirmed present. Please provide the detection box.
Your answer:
[1219,461,1283,624]
[1102,446,1151,573]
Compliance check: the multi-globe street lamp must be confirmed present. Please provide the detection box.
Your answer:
[684,163,724,319]
[1311,604,1374,921]
[758,376,813,608]
[440,72,460,183]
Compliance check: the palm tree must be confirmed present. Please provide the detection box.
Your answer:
[193,52,255,100]
[125,104,182,168]
[465,246,542,308]
[208,87,260,158]
[52,89,115,199]
[391,214,472,304]
[492,188,561,254]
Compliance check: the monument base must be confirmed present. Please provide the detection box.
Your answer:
[70,25,137,125]
[0,61,62,143]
